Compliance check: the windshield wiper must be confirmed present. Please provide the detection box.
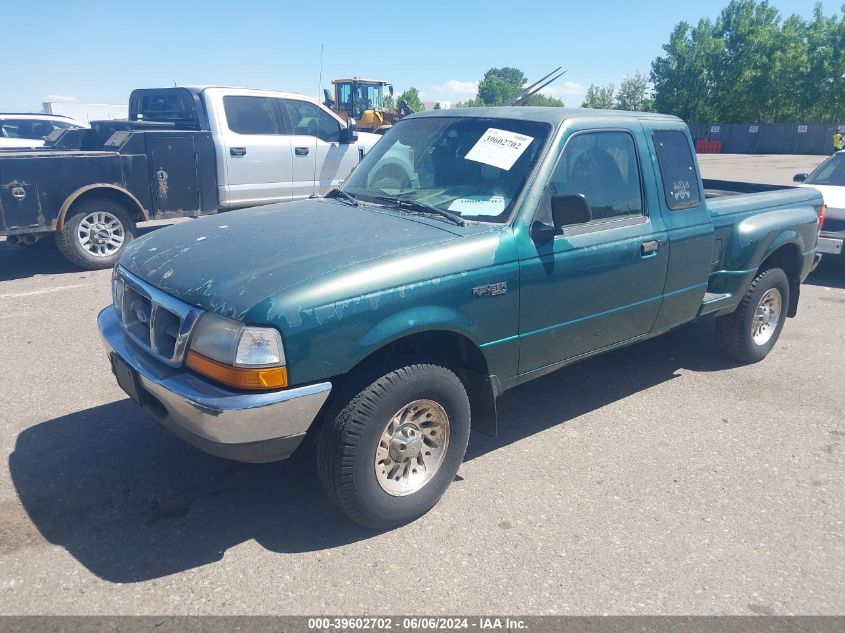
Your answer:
[325,188,359,206]
[371,196,465,227]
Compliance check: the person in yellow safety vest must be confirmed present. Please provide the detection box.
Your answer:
[834,130,844,153]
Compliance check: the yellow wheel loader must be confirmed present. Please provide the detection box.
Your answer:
[324,78,413,135]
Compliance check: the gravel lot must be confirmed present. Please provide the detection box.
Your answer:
[0,154,842,615]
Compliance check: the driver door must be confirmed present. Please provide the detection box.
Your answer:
[283,99,360,197]
[517,125,670,375]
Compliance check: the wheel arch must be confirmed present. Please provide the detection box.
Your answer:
[55,184,148,231]
[328,329,499,438]
[757,240,803,317]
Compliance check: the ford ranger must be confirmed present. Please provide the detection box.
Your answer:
[1,86,379,269]
[99,108,824,528]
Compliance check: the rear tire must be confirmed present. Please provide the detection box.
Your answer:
[317,363,471,529]
[55,198,136,270]
[716,267,790,364]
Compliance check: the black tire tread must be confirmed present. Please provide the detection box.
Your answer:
[317,363,468,528]
[715,266,788,364]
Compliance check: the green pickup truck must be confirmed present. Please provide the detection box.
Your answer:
[99,108,823,528]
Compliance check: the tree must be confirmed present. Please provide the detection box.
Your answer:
[397,87,424,112]
[614,73,652,111]
[383,94,395,111]
[454,66,566,107]
[477,67,527,106]
[581,83,615,109]
[650,0,845,123]
[524,93,565,107]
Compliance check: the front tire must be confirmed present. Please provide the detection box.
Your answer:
[55,198,136,270]
[716,267,790,364]
[317,363,471,529]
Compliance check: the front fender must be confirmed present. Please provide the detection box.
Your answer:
[357,306,474,350]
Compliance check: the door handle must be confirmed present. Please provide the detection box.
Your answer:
[641,240,660,256]
[295,147,310,156]
[230,147,246,157]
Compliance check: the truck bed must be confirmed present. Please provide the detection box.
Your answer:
[703,178,796,198]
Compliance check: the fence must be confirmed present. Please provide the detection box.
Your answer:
[687,122,845,155]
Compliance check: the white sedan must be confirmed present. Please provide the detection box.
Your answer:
[795,150,845,261]
[0,114,86,149]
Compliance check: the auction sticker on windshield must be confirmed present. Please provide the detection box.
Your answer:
[448,195,508,216]
[464,128,534,170]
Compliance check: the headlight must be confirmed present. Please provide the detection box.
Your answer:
[186,313,287,390]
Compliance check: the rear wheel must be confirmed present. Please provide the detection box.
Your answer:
[716,267,790,364]
[55,198,136,270]
[317,363,471,529]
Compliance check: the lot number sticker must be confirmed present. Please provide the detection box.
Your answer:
[464,128,534,171]
[448,195,508,216]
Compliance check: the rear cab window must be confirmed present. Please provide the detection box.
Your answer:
[133,90,200,128]
[653,130,702,210]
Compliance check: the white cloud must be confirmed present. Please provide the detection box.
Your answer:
[539,81,585,97]
[432,80,479,97]
[43,94,79,103]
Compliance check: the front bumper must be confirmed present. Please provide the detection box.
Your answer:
[98,306,331,463]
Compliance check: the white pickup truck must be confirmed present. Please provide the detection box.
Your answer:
[0,86,381,268]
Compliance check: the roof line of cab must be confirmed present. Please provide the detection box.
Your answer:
[407,107,684,125]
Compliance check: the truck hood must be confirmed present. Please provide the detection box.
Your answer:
[120,198,469,319]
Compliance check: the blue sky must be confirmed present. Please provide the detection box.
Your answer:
[0,0,822,112]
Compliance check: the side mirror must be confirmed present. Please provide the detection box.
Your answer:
[388,85,394,96]
[340,118,358,144]
[551,193,592,229]
[323,88,335,108]
[793,173,808,183]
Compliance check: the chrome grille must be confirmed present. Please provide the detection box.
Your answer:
[112,266,204,367]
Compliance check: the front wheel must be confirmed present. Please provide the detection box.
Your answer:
[317,363,471,529]
[55,198,136,270]
[716,267,790,364]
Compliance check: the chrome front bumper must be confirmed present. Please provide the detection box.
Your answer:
[98,306,331,463]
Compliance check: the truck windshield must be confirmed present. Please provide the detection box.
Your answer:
[343,116,551,224]
[805,153,845,186]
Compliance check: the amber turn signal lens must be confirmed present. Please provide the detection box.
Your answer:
[186,350,288,390]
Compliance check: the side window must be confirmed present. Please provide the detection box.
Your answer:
[317,108,341,143]
[2,120,42,139]
[1,121,22,138]
[548,130,643,222]
[285,100,342,143]
[223,96,282,135]
[31,121,54,138]
[284,100,320,137]
[50,121,80,131]
[653,130,702,210]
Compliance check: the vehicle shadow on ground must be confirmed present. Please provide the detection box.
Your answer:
[9,319,727,583]
[805,259,845,290]
[0,240,78,280]
[0,226,166,282]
